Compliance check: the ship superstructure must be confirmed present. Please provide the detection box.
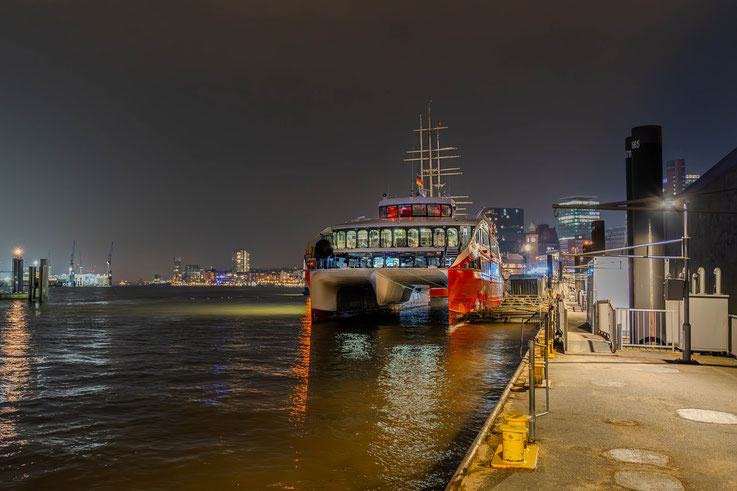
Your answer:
[304,107,504,321]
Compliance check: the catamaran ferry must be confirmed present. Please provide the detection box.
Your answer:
[303,108,504,322]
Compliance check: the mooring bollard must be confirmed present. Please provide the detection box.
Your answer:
[499,424,528,462]
[28,266,37,302]
[504,411,531,428]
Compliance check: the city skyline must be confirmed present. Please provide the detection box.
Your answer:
[2,2,737,280]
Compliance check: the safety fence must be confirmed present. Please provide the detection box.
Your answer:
[615,308,679,351]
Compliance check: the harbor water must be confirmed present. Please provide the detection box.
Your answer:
[0,287,534,489]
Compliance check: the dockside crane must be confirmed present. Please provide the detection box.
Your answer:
[69,240,76,287]
[106,242,114,286]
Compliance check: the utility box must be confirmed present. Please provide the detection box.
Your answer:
[666,294,730,353]
[664,278,684,301]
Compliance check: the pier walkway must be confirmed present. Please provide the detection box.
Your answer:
[455,311,737,490]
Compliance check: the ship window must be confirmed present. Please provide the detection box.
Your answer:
[490,240,499,258]
[387,206,398,218]
[346,230,357,249]
[357,230,368,248]
[441,205,452,217]
[335,231,346,249]
[379,206,388,219]
[429,257,441,267]
[460,226,472,248]
[412,204,427,216]
[407,228,419,247]
[393,228,407,247]
[348,258,358,268]
[386,257,399,268]
[433,228,446,247]
[428,204,441,217]
[369,229,380,248]
[399,205,412,217]
[373,256,384,268]
[420,228,432,247]
[447,228,458,247]
[414,256,427,268]
[400,256,413,268]
[381,229,393,248]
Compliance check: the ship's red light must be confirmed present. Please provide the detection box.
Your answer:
[387,206,398,218]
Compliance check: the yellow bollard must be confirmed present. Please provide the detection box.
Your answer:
[533,362,545,386]
[500,424,528,462]
[504,412,531,428]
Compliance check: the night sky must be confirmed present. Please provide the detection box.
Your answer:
[2,1,737,280]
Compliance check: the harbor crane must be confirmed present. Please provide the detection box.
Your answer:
[106,242,114,286]
[69,240,76,287]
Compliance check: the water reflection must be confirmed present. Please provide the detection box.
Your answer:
[0,301,31,454]
[288,299,312,425]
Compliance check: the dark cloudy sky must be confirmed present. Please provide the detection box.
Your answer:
[1,1,736,280]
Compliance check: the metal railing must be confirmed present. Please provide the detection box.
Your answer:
[528,314,550,442]
[615,308,678,350]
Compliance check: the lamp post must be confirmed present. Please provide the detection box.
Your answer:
[681,201,691,362]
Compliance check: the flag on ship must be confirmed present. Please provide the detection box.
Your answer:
[416,175,423,188]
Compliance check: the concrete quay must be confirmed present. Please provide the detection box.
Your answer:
[453,311,737,490]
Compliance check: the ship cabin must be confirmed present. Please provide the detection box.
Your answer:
[305,196,501,271]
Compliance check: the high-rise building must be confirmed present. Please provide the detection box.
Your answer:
[172,257,183,283]
[664,159,685,196]
[232,249,250,274]
[184,264,204,283]
[481,207,524,253]
[556,196,600,241]
[684,173,700,189]
[664,159,701,195]
[605,225,627,251]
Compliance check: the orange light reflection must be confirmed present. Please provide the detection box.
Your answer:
[288,299,312,425]
[0,301,31,450]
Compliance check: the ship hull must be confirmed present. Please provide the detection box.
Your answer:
[447,269,504,316]
[306,266,503,322]
[306,268,446,320]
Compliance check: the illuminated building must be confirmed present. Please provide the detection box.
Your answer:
[184,264,204,284]
[557,196,600,243]
[232,249,250,274]
[684,173,700,188]
[481,207,524,253]
[664,159,701,195]
[172,257,183,283]
[605,225,627,250]
[523,222,559,271]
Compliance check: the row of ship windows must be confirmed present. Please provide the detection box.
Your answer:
[333,227,467,249]
[316,255,446,269]
[379,204,453,218]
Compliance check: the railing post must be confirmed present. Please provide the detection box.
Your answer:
[528,339,536,443]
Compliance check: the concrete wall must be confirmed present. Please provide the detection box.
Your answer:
[687,151,737,314]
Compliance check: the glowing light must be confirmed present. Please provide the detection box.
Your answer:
[13,248,22,256]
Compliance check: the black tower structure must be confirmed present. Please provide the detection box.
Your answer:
[626,125,664,310]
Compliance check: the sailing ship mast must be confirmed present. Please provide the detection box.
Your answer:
[403,102,472,214]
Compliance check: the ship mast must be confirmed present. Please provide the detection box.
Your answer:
[404,101,463,199]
